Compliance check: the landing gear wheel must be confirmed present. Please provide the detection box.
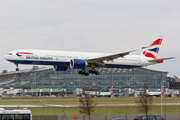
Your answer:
[78,71,83,74]
[89,70,93,73]
[16,68,19,71]
[81,72,85,75]
[85,73,89,76]
[91,71,99,75]
[78,70,89,76]
[95,71,100,75]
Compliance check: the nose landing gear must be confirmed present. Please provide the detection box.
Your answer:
[16,68,19,71]
[14,63,19,71]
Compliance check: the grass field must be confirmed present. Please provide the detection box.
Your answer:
[4,106,180,116]
[1,97,180,116]
[0,97,180,105]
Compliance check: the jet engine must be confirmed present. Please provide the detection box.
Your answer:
[70,59,88,69]
[53,66,68,71]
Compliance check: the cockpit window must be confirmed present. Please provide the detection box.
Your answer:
[7,53,12,55]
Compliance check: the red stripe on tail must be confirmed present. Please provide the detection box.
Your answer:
[149,38,163,47]
[143,51,157,59]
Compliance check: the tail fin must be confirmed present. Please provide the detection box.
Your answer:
[161,86,164,94]
[143,37,163,59]
[110,86,113,94]
[12,74,19,80]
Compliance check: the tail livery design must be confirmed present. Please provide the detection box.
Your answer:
[143,38,174,64]
[143,38,163,61]
[12,74,19,80]
[161,86,164,94]
[110,86,113,94]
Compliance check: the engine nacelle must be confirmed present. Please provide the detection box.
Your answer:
[70,59,88,69]
[53,66,68,71]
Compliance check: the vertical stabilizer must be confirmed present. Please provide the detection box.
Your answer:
[142,37,163,59]
[110,86,113,94]
[161,86,164,94]
[12,74,19,80]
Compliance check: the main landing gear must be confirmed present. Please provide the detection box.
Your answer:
[78,69,100,76]
[88,70,100,75]
[78,71,89,76]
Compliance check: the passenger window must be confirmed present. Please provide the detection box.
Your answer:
[134,116,138,120]
[156,116,163,120]
[142,116,147,120]
[141,116,155,120]
[149,116,155,120]
[15,114,23,120]
[24,114,30,120]
[2,115,8,120]
[2,114,14,120]
[9,115,14,120]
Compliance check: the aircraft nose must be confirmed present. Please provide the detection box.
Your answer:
[4,55,8,60]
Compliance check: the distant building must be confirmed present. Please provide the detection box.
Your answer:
[0,67,168,94]
[168,76,180,89]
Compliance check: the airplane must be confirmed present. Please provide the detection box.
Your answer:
[11,81,30,88]
[11,75,30,88]
[0,74,19,88]
[4,37,174,76]
[84,86,113,97]
[97,86,113,97]
[147,91,161,96]
[147,86,164,97]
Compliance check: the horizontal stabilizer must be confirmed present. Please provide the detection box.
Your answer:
[148,57,175,62]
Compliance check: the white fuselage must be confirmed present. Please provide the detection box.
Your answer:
[85,91,112,96]
[98,92,112,96]
[147,92,161,96]
[4,49,157,69]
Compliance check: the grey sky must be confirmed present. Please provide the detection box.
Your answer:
[0,0,179,76]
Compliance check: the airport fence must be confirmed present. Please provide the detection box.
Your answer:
[1,103,180,120]
[33,114,180,120]
[30,103,180,120]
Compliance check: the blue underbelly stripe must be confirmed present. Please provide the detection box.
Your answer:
[8,60,141,68]
[8,60,70,66]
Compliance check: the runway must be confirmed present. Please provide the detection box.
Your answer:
[0,103,180,108]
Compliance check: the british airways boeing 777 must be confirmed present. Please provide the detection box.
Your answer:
[4,37,174,76]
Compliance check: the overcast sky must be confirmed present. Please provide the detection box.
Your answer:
[0,0,179,76]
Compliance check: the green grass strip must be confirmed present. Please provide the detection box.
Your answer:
[0,97,180,104]
[4,106,180,116]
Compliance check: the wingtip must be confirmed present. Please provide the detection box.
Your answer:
[159,35,164,38]
[141,46,149,49]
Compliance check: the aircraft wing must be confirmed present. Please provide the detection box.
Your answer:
[148,57,175,62]
[87,48,146,63]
